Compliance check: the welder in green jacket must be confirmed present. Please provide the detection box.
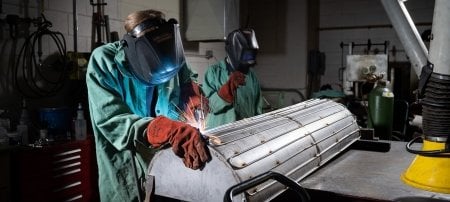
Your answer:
[202,28,263,129]
[86,10,209,202]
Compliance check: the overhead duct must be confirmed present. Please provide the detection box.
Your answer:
[380,0,428,77]
[148,99,360,201]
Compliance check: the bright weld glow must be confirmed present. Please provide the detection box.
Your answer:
[171,101,207,133]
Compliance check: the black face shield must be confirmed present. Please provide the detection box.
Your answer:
[225,28,259,73]
[122,18,185,85]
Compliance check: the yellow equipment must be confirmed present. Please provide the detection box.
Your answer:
[401,138,450,193]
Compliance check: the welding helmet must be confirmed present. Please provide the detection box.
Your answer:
[225,28,259,74]
[122,18,185,85]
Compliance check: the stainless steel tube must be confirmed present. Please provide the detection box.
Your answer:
[429,0,450,75]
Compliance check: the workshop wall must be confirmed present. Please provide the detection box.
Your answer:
[1,0,180,53]
[0,0,179,130]
[318,0,435,89]
[186,0,309,108]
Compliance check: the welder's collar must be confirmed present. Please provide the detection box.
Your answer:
[114,41,134,78]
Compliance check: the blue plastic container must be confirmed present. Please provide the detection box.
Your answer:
[39,107,71,140]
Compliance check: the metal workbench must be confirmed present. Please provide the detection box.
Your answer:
[300,141,450,201]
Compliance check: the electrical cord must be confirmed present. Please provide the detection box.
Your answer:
[14,14,67,98]
[406,136,450,157]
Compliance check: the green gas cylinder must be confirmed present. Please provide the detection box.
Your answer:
[368,80,394,140]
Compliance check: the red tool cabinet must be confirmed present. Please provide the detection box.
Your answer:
[10,139,98,202]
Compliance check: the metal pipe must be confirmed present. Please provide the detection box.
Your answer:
[381,0,428,77]
[318,22,432,31]
[261,87,306,101]
[421,0,450,139]
[223,0,226,40]
[429,0,450,75]
[73,0,77,53]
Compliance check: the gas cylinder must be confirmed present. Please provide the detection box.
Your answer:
[368,80,394,140]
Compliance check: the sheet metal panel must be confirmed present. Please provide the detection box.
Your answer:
[301,141,450,201]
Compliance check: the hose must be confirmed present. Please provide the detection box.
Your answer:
[14,14,67,98]
[406,136,450,157]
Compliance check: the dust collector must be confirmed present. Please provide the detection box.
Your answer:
[382,0,450,194]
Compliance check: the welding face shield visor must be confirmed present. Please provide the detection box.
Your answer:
[122,18,185,85]
[225,28,259,74]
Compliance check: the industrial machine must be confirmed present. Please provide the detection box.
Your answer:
[342,42,389,98]
[148,99,360,201]
[341,41,394,140]
[382,0,450,194]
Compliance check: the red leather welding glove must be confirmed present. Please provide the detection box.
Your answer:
[218,71,246,103]
[147,116,210,169]
[181,81,209,113]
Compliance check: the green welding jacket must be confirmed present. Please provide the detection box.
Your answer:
[202,60,263,129]
[86,41,197,202]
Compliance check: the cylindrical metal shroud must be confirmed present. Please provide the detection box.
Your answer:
[148,99,360,202]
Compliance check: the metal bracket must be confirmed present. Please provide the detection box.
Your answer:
[418,61,434,97]
[223,171,310,202]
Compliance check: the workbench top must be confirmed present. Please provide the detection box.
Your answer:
[300,141,450,201]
